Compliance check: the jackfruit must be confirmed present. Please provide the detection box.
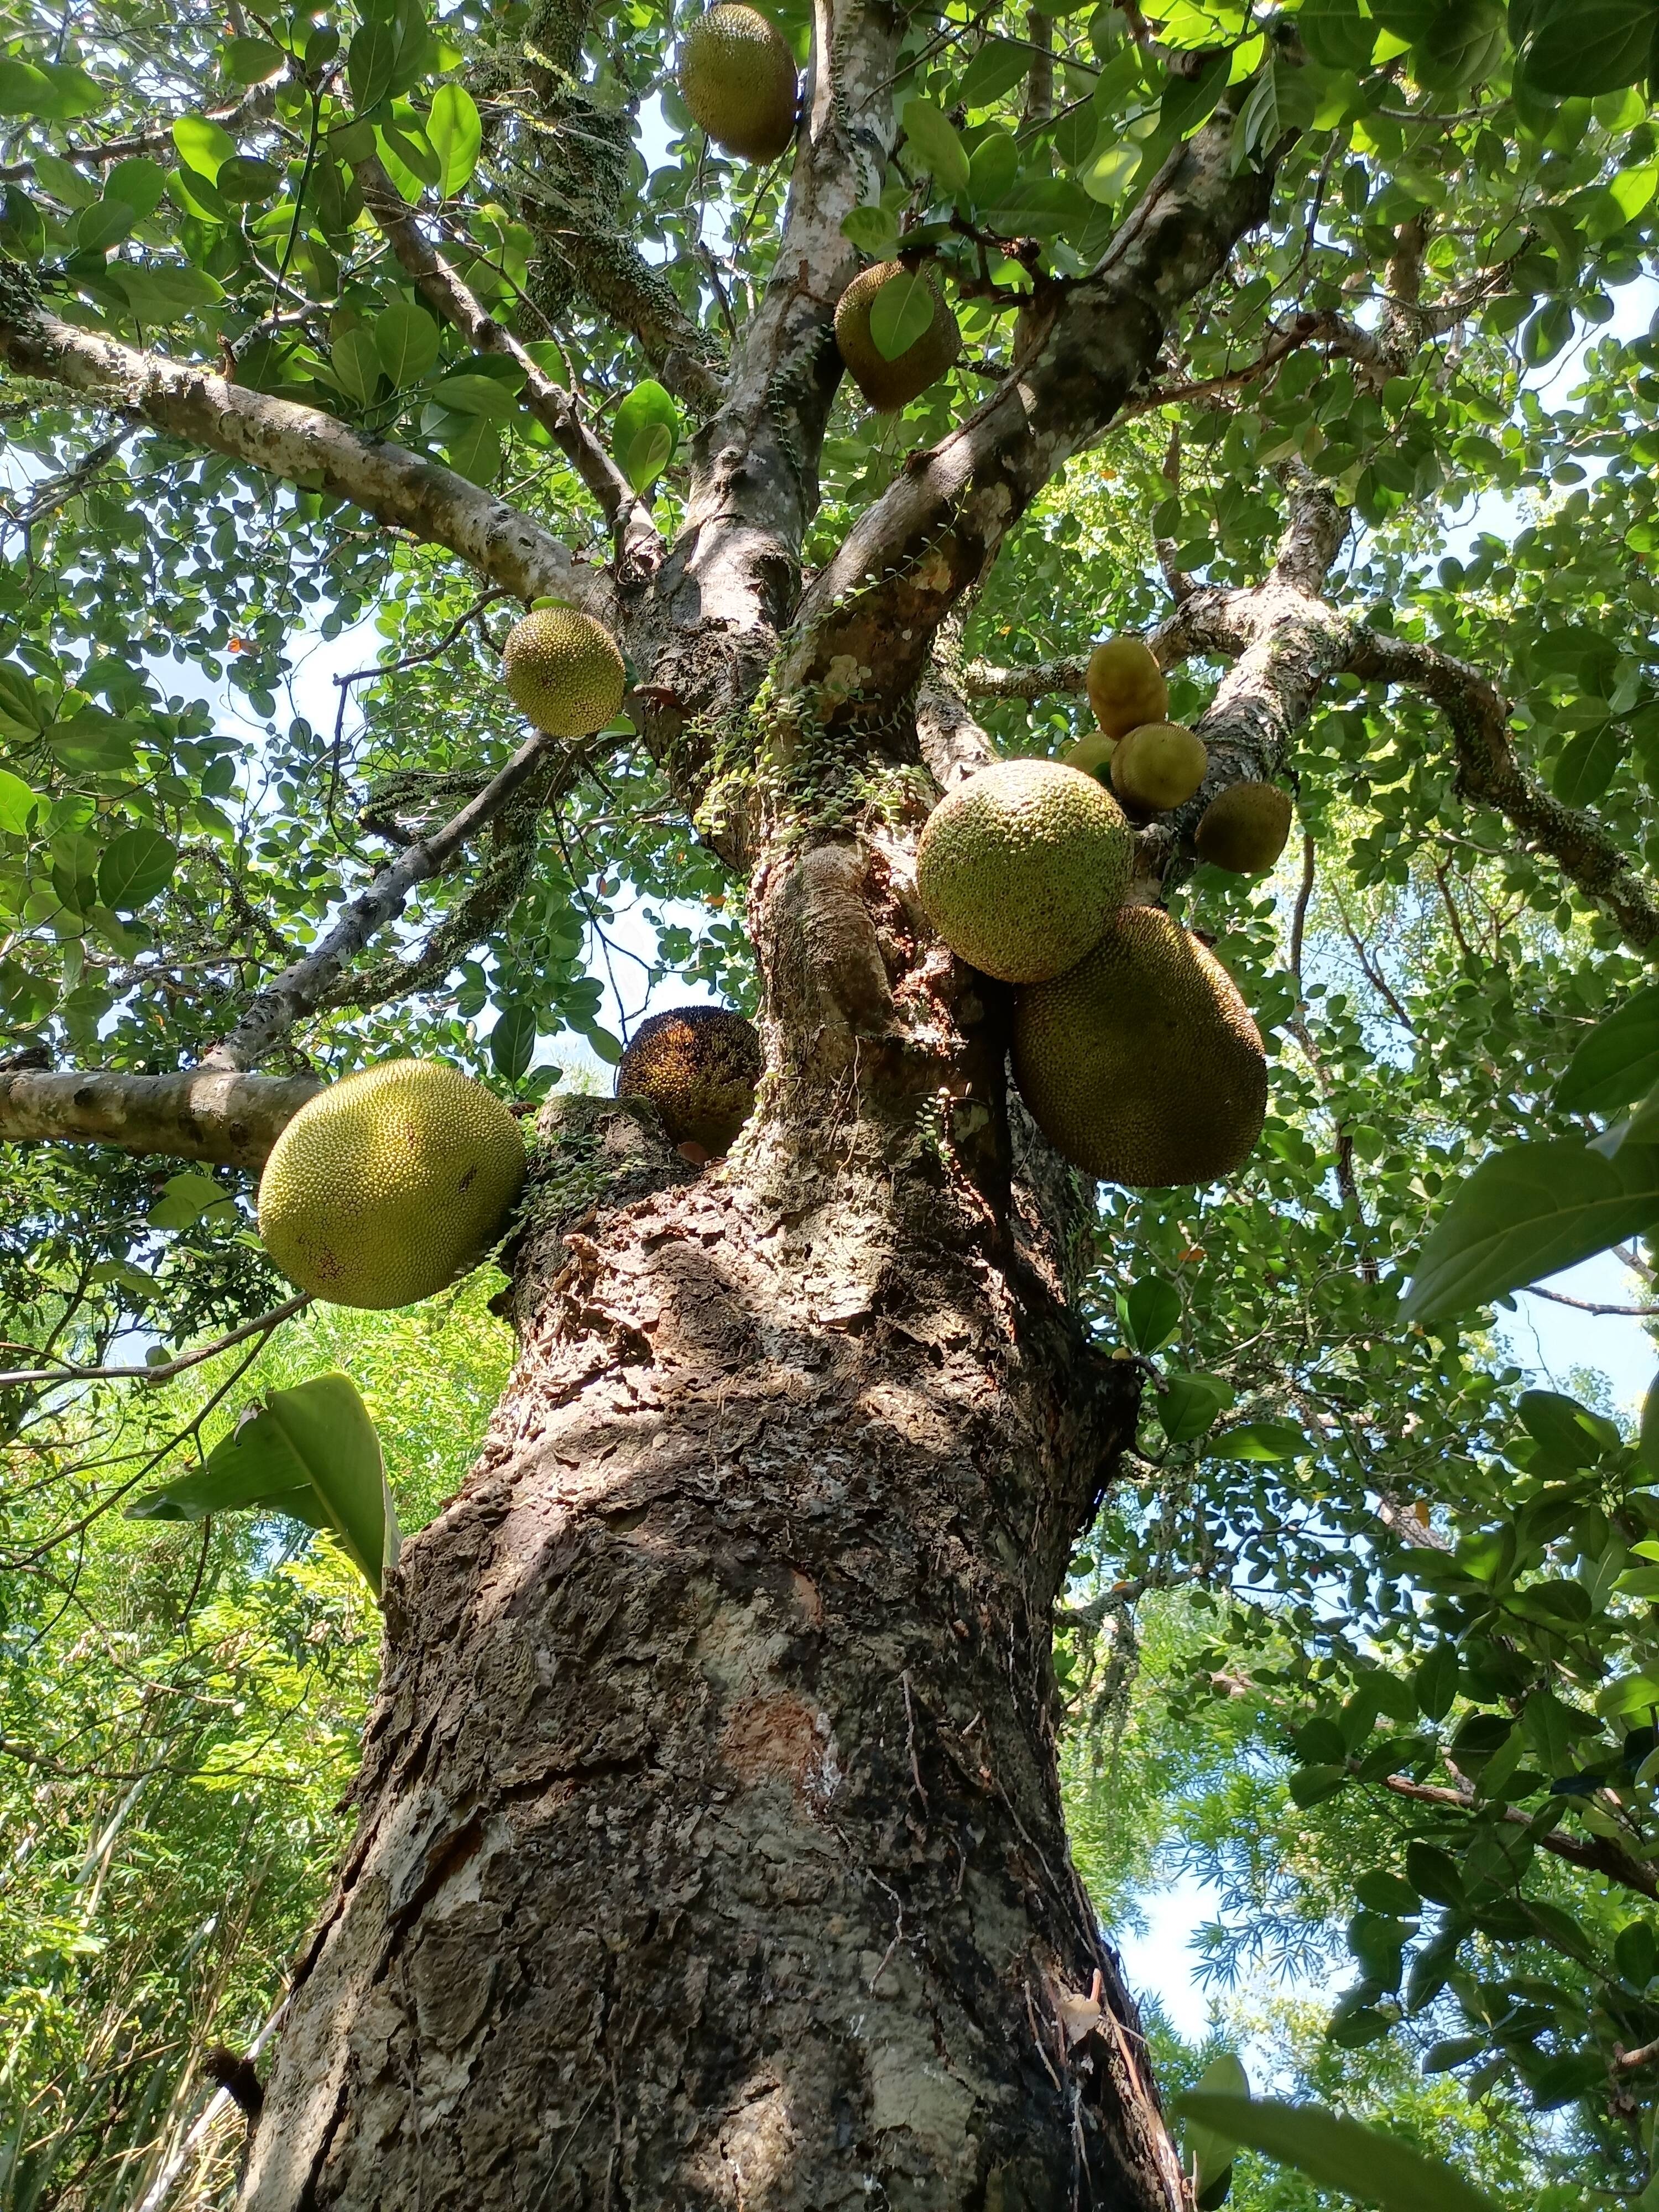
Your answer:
[1086,635,1168,740]
[915,757,1133,984]
[834,262,961,413]
[678,4,797,163]
[616,1005,762,1154]
[1062,729,1116,784]
[503,604,626,738]
[1011,905,1266,1186]
[1195,781,1293,875]
[1111,721,1207,813]
[258,1060,526,1308]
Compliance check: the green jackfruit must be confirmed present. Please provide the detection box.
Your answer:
[678,5,797,163]
[834,262,961,413]
[1011,905,1266,1186]
[1062,729,1116,784]
[1194,781,1293,874]
[916,757,1133,984]
[1086,635,1168,740]
[503,604,626,738]
[1111,721,1208,813]
[616,1005,762,1154]
[258,1060,526,1308]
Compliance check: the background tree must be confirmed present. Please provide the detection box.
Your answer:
[8,0,1659,2204]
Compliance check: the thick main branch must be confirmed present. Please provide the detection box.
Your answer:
[0,1070,317,1168]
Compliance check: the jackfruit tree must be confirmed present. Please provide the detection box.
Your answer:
[9,0,1659,2204]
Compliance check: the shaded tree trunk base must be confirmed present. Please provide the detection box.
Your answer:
[242,1099,1172,2212]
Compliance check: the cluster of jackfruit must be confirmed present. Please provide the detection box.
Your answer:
[915,633,1293,1187]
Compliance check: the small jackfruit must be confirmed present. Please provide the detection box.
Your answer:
[616,1005,762,1154]
[1086,635,1168,740]
[1062,730,1116,784]
[834,263,961,413]
[916,757,1133,984]
[1111,721,1207,813]
[1195,781,1293,875]
[1011,905,1266,1186]
[258,1060,526,1308]
[503,605,626,738]
[678,4,797,163]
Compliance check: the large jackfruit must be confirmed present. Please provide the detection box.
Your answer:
[916,757,1133,984]
[1111,721,1207,813]
[1086,635,1168,740]
[258,1060,526,1308]
[615,1005,762,1154]
[834,262,961,413]
[1011,905,1266,1186]
[678,4,797,163]
[503,605,626,738]
[1194,781,1293,874]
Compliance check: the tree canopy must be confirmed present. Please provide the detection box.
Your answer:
[13,0,1659,2201]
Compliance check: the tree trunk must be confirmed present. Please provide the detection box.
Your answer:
[240,795,1175,2211]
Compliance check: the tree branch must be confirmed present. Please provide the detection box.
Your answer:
[352,155,660,573]
[0,269,604,614]
[206,726,575,1071]
[783,99,1281,707]
[961,651,1089,702]
[1381,1771,1658,1901]
[0,1292,311,1389]
[0,86,275,185]
[0,1070,319,1168]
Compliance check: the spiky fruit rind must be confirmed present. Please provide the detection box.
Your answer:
[1062,729,1117,785]
[1085,636,1168,740]
[258,1060,526,1308]
[915,757,1134,984]
[834,262,962,413]
[678,4,797,162]
[616,1005,763,1154]
[1110,721,1208,813]
[1195,781,1293,874]
[503,605,626,738]
[1012,906,1266,1186]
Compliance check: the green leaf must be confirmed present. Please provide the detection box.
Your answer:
[373,300,440,387]
[1401,1138,1659,1323]
[1517,1389,1619,1467]
[222,35,286,82]
[1211,1418,1306,1462]
[444,417,502,484]
[147,1171,234,1230]
[173,113,237,182]
[1551,721,1624,805]
[587,1025,625,1066]
[1521,0,1655,96]
[427,82,482,195]
[1641,1370,1659,1479]
[0,184,47,260]
[491,1000,537,1080]
[869,268,937,362]
[1079,139,1144,205]
[97,827,176,911]
[1158,1371,1233,1443]
[331,324,384,404]
[0,770,39,834]
[74,198,137,255]
[114,263,225,324]
[217,155,283,202]
[842,204,900,257]
[428,372,516,419]
[1288,1763,1349,1806]
[1173,2095,1504,2212]
[349,18,399,109]
[0,59,105,118]
[126,1374,400,1598]
[619,420,672,493]
[959,37,1031,109]
[1185,2052,1248,2205]
[1557,984,1659,1113]
[968,128,1020,209]
[902,97,971,194]
[1295,0,1378,71]
[1413,1643,1460,1721]
[106,157,165,219]
[1121,1276,1181,1353]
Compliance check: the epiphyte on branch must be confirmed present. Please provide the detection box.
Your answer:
[677,3,798,163]
[503,604,627,738]
[1011,905,1266,1187]
[615,1005,763,1156]
[916,757,1133,984]
[258,1061,526,1308]
[1195,781,1294,874]
[1086,634,1168,739]
[1111,721,1208,813]
[834,263,962,413]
